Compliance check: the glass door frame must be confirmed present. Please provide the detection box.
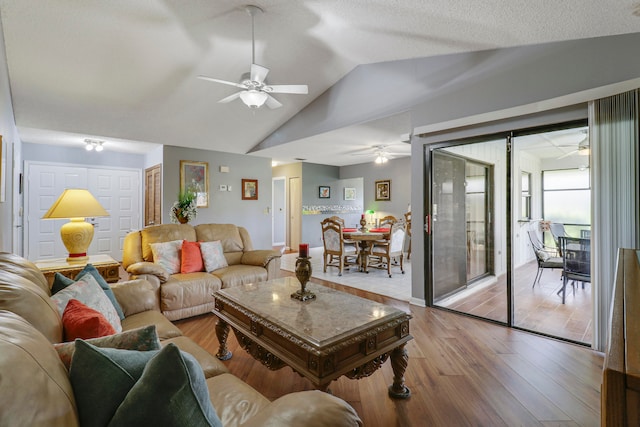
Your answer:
[423,119,592,345]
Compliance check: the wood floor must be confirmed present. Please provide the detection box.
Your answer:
[175,270,604,427]
[440,261,593,344]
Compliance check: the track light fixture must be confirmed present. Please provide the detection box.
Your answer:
[84,139,104,152]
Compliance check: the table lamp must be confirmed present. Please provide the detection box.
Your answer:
[42,189,109,262]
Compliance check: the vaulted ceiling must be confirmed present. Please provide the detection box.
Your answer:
[1,1,639,166]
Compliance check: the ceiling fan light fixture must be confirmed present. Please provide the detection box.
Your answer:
[375,154,388,164]
[239,90,268,108]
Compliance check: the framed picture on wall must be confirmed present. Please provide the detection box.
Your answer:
[242,179,258,200]
[344,187,356,201]
[319,186,331,198]
[375,179,391,201]
[180,160,209,207]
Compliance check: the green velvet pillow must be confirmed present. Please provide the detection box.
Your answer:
[69,341,222,427]
[52,264,125,320]
[108,343,222,427]
[54,324,160,370]
[69,340,159,427]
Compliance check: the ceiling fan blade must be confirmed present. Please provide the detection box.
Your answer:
[557,149,578,160]
[218,92,243,104]
[265,94,282,109]
[268,84,309,94]
[251,64,269,84]
[198,75,245,88]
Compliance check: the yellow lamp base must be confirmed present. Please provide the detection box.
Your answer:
[60,218,94,263]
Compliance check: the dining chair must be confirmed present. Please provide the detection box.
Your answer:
[367,222,406,277]
[321,218,358,276]
[557,236,591,304]
[527,229,563,288]
[404,211,411,260]
[378,215,398,228]
[549,222,569,255]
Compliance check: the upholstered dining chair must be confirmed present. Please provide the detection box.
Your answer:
[527,229,563,288]
[367,222,406,277]
[321,218,359,276]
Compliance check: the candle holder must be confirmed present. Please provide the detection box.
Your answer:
[292,256,316,301]
[359,216,367,232]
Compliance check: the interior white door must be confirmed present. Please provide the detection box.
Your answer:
[289,177,301,250]
[87,168,141,260]
[272,177,286,246]
[25,162,141,262]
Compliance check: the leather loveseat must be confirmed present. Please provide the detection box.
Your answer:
[122,223,282,321]
[0,252,362,427]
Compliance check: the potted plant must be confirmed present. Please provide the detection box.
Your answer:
[170,190,197,224]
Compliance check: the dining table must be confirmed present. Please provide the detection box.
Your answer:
[342,228,390,272]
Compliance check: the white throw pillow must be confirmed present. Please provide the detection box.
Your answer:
[150,240,183,275]
[50,274,122,333]
[200,240,228,272]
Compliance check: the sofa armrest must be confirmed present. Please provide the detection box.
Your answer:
[240,390,362,427]
[241,250,281,267]
[241,250,282,281]
[126,261,169,283]
[110,279,160,316]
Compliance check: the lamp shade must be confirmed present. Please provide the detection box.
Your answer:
[42,189,109,262]
[239,90,268,108]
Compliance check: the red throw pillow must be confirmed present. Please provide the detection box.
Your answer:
[62,299,117,341]
[181,240,204,273]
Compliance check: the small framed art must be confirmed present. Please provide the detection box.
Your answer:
[375,179,391,201]
[344,187,356,201]
[242,179,258,200]
[319,186,331,199]
[180,160,209,207]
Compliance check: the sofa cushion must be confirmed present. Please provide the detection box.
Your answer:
[162,336,230,378]
[206,373,270,427]
[54,325,161,370]
[140,224,196,262]
[0,270,63,343]
[52,263,125,320]
[160,274,221,312]
[150,239,183,275]
[110,279,160,316]
[0,310,78,427]
[195,224,244,252]
[182,240,204,273]
[108,343,222,427]
[120,310,183,340]
[212,265,268,288]
[200,240,228,272]
[50,274,122,333]
[62,299,117,341]
[0,252,50,293]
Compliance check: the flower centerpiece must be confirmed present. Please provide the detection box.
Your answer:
[170,190,197,224]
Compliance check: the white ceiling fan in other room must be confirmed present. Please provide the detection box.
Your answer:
[557,130,590,159]
[197,5,308,109]
[350,144,409,164]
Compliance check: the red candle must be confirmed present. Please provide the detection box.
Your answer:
[299,243,309,258]
[361,214,365,219]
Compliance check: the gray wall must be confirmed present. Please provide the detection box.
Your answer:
[0,15,19,252]
[340,157,411,222]
[162,146,273,249]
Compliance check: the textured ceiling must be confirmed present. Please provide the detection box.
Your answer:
[1,0,639,165]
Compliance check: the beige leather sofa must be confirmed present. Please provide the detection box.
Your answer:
[0,252,362,427]
[123,223,282,321]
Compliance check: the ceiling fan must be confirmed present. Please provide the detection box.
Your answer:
[197,5,308,109]
[556,130,590,159]
[350,144,408,164]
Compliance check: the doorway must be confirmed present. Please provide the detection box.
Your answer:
[272,176,286,246]
[427,122,593,344]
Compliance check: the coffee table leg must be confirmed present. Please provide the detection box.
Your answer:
[388,343,411,399]
[215,318,233,360]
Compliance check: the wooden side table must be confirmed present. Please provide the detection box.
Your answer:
[35,254,121,288]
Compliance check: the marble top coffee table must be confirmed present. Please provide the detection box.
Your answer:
[212,276,412,398]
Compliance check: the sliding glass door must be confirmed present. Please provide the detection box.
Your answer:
[426,122,592,344]
[431,140,505,323]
